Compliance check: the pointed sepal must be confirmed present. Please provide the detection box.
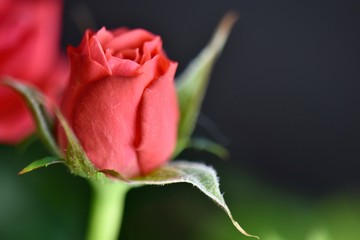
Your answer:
[1,77,61,157]
[187,138,230,159]
[19,157,64,175]
[1,77,110,182]
[131,161,258,239]
[175,12,238,156]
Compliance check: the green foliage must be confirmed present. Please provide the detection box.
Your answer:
[174,12,238,157]
[187,138,230,159]
[2,78,61,157]
[131,161,258,238]
[55,110,108,182]
[1,77,109,182]
[19,156,64,174]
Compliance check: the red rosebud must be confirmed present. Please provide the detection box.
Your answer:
[0,0,68,143]
[58,27,179,178]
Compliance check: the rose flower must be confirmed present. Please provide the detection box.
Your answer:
[58,27,179,178]
[0,0,68,143]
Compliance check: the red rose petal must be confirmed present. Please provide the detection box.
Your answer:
[135,61,179,175]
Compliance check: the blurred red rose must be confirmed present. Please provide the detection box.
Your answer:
[0,0,68,144]
[58,27,179,178]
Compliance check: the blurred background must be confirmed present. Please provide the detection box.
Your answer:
[1,0,360,239]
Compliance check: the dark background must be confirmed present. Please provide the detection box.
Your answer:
[62,0,360,192]
[1,0,360,239]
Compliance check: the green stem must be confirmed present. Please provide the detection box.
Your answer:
[86,180,130,240]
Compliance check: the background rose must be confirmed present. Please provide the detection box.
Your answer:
[0,0,68,144]
[58,27,179,178]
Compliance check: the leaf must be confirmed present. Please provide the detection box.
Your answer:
[1,77,62,157]
[187,138,230,159]
[19,157,64,174]
[131,161,259,239]
[175,12,238,156]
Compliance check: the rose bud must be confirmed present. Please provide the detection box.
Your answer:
[58,27,179,179]
[0,0,68,143]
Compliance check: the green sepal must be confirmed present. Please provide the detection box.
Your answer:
[1,77,62,157]
[175,12,238,157]
[19,157,64,175]
[55,109,113,182]
[130,161,258,239]
[187,138,230,159]
[1,77,112,182]
[99,169,129,182]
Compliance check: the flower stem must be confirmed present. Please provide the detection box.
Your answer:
[86,180,130,240]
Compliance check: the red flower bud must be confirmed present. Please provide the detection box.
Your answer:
[58,27,179,178]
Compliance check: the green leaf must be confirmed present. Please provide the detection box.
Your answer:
[19,157,64,174]
[1,77,62,157]
[175,12,238,156]
[131,161,259,239]
[187,138,230,159]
